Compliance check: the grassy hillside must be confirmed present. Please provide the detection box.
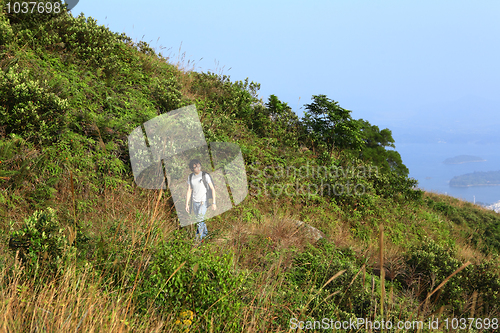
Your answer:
[1,3,500,332]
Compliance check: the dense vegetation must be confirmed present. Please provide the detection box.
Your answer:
[1,2,500,331]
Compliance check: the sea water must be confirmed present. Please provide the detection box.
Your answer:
[395,143,500,206]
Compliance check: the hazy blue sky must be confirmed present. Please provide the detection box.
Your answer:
[65,0,499,201]
[71,0,499,141]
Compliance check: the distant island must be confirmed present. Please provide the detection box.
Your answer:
[449,170,500,187]
[443,155,486,165]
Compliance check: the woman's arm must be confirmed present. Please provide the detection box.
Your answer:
[185,186,192,213]
[208,182,216,210]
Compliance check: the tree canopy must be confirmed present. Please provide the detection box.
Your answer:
[302,95,408,176]
[355,119,409,176]
[302,95,364,153]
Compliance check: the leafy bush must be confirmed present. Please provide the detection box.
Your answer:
[150,76,183,112]
[136,233,245,328]
[403,238,500,313]
[402,239,466,311]
[426,197,500,254]
[8,208,70,275]
[0,64,69,144]
[288,241,371,318]
[426,199,457,216]
[0,136,60,210]
[4,0,65,32]
[461,259,500,313]
[42,13,119,67]
[0,4,14,46]
[370,169,422,203]
[311,154,378,208]
[189,73,260,126]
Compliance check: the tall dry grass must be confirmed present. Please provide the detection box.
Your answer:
[2,177,499,331]
[0,181,181,332]
[0,258,167,332]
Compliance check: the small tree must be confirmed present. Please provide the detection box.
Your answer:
[355,119,409,176]
[265,95,301,148]
[302,95,364,155]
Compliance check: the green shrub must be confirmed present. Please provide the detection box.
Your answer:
[461,259,500,314]
[426,197,500,254]
[312,154,377,208]
[0,5,14,46]
[150,76,182,112]
[426,199,458,217]
[189,73,260,126]
[403,239,465,311]
[403,239,500,313]
[288,241,371,318]
[136,233,245,329]
[43,13,119,67]
[370,168,422,203]
[8,208,70,275]
[4,0,65,32]
[0,136,59,210]
[0,64,69,144]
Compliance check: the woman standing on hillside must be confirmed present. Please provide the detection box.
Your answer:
[185,159,217,243]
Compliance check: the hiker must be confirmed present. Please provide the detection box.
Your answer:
[185,159,217,242]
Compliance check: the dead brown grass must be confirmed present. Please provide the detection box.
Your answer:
[330,219,354,249]
[218,209,312,273]
[0,257,167,332]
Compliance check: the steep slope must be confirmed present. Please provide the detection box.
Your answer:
[1,5,500,331]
